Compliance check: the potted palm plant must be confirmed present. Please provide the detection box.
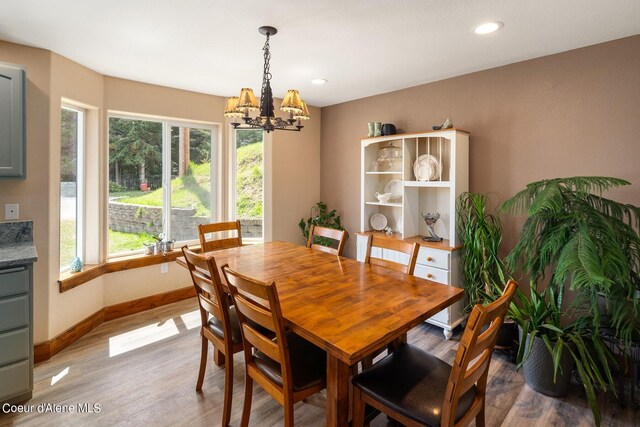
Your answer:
[457,192,516,348]
[502,176,640,426]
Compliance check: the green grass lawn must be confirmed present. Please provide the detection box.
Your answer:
[61,219,156,267]
[116,162,212,216]
[108,229,155,254]
[60,219,76,269]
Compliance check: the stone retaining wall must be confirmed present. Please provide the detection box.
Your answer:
[109,199,262,241]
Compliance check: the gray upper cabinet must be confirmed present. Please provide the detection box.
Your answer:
[0,62,26,179]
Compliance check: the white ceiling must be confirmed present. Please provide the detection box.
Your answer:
[1,0,639,107]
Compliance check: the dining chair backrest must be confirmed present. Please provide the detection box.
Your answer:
[306,225,348,256]
[222,265,293,388]
[442,280,518,426]
[198,220,243,252]
[181,247,231,345]
[364,234,419,275]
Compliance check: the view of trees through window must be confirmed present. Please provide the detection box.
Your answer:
[108,117,213,255]
[235,129,263,239]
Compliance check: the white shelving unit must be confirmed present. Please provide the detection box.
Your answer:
[356,129,470,339]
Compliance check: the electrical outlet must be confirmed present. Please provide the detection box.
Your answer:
[160,263,168,274]
[4,204,19,220]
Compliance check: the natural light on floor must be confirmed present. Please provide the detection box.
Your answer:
[108,319,180,357]
[179,309,201,330]
[50,366,69,386]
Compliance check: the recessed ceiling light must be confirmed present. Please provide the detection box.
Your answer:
[311,78,328,85]
[474,21,503,35]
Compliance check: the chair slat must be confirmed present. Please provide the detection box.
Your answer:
[459,350,491,395]
[364,235,418,275]
[234,295,276,332]
[307,225,349,256]
[198,221,242,252]
[199,294,223,321]
[243,323,281,363]
[467,318,502,361]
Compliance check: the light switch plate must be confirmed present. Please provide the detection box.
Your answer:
[4,203,19,220]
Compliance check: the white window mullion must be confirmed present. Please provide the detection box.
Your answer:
[162,123,172,240]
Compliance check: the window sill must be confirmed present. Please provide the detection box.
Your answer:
[57,247,199,293]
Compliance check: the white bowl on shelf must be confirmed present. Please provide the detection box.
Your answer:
[375,192,392,203]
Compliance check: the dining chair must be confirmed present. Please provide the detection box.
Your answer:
[306,224,349,256]
[352,280,518,427]
[361,234,419,368]
[364,234,419,275]
[222,265,327,427]
[181,247,243,427]
[198,220,243,252]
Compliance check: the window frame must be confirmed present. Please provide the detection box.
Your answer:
[59,103,85,272]
[107,112,220,259]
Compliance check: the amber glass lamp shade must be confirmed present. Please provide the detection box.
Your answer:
[224,97,244,117]
[293,100,311,120]
[237,88,259,111]
[280,89,304,113]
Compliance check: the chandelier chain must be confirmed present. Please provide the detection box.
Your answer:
[261,34,271,104]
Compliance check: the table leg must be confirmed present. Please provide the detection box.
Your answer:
[326,353,351,427]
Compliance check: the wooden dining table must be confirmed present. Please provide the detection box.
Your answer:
[177,241,464,427]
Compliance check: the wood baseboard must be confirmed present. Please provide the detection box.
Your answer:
[34,286,196,364]
[103,286,196,321]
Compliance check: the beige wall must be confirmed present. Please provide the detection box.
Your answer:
[272,106,322,245]
[320,35,640,259]
[0,42,52,343]
[0,40,321,342]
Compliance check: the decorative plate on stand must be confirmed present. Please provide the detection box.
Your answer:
[413,154,442,181]
[370,213,388,231]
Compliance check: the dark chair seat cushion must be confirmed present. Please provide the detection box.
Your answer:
[253,332,327,391]
[352,343,477,426]
[207,305,243,344]
[208,307,274,345]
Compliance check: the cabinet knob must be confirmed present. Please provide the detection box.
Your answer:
[427,273,433,279]
[426,257,433,262]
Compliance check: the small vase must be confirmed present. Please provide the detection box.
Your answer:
[373,122,382,137]
[70,257,83,273]
[367,122,375,137]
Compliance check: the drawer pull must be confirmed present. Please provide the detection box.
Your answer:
[427,274,433,279]
[426,257,433,262]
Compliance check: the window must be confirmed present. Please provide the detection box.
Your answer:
[233,129,264,240]
[60,106,84,271]
[108,115,217,256]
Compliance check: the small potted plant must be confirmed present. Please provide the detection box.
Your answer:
[299,202,345,248]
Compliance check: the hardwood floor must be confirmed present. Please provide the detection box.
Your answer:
[1,298,637,426]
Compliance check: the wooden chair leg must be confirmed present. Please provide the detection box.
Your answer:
[214,348,225,366]
[476,405,486,427]
[352,387,365,427]
[240,375,253,427]
[221,356,233,427]
[196,336,208,391]
[283,396,294,427]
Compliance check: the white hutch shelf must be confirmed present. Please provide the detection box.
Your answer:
[356,129,469,339]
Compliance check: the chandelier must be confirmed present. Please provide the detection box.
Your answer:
[224,26,310,133]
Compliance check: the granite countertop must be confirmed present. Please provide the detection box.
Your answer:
[0,241,38,269]
[0,220,38,269]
